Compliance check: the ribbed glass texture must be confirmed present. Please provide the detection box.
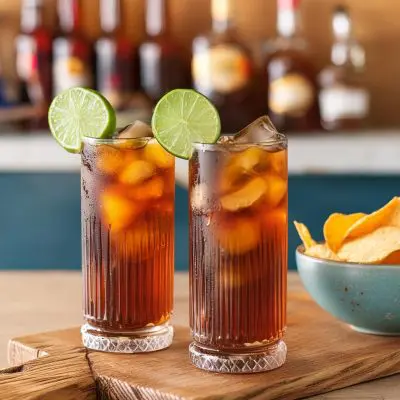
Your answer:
[189,142,288,354]
[81,137,174,334]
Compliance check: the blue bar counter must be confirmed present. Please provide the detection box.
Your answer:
[0,132,399,270]
[0,173,399,271]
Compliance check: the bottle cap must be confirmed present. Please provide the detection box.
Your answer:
[278,0,301,10]
[332,5,351,39]
[212,0,234,22]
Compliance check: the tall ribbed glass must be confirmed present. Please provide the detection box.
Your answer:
[81,136,174,353]
[189,139,288,373]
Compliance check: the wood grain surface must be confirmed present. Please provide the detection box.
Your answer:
[2,273,400,400]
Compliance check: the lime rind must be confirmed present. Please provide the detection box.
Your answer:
[151,89,221,160]
[48,87,116,153]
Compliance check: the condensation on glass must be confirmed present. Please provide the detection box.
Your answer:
[81,136,174,353]
[189,137,288,373]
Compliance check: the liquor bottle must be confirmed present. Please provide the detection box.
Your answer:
[139,0,189,102]
[318,6,369,131]
[192,0,258,133]
[95,0,138,110]
[15,0,52,106]
[264,0,320,132]
[53,0,92,96]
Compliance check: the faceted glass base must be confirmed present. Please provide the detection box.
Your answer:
[189,340,287,373]
[81,323,173,353]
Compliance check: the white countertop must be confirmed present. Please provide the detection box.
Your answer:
[1,131,400,187]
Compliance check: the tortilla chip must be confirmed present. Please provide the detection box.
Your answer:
[337,226,400,263]
[385,197,400,227]
[381,250,400,265]
[344,197,400,241]
[294,221,316,250]
[305,244,341,261]
[323,212,366,252]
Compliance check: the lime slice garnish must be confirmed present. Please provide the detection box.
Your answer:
[48,87,116,153]
[151,89,221,160]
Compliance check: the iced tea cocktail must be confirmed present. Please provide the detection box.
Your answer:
[189,134,288,372]
[81,136,175,353]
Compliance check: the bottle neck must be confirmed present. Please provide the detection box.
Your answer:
[331,42,350,66]
[277,0,302,38]
[146,0,168,37]
[100,0,121,34]
[331,7,351,66]
[331,7,365,70]
[211,0,235,33]
[58,0,81,34]
[21,0,43,33]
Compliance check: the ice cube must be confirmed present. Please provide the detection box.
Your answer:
[219,163,245,193]
[130,177,164,201]
[117,121,153,139]
[233,116,281,143]
[101,187,139,231]
[144,139,174,169]
[264,174,287,207]
[219,148,267,193]
[268,150,287,177]
[96,145,126,175]
[217,216,261,255]
[119,160,155,185]
[220,177,267,212]
[217,134,236,144]
[262,208,287,232]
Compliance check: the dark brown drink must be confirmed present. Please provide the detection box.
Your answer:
[189,139,288,373]
[81,136,174,353]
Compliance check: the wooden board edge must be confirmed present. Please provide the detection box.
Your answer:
[0,348,96,400]
[7,326,82,367]
[226,350,400,400]
[90,347,400,400]
[8,339,47,367]
[96,375,185,400]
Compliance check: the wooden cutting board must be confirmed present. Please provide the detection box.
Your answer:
[2,290,400,400]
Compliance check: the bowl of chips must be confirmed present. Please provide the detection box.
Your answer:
[295,197,400,335]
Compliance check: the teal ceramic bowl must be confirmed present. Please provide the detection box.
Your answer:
[296,246,400,335]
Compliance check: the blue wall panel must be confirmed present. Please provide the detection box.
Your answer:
[0,173,397,270]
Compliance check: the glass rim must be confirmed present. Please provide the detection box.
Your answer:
[82,135,153,144]
[192,133,287,151]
